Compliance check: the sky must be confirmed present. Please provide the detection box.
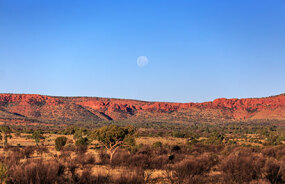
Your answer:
[0,0,285,102]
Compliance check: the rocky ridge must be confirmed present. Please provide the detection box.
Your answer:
[0,93,284,124]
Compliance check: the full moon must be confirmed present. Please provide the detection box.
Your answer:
[137,56,149,67]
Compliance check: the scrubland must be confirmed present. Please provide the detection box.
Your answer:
[0,122,284,184]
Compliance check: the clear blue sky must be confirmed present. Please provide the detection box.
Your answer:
[0,0,284,102]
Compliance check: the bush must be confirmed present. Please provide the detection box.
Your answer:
[110,146,171,170]
[263,158,284,183]
[172,131,186,138]
[21,146,36,159]
[63,144,76,152]
[264,134,283,146]
[31,131,45,145]
[1,150,23,167]
[167,153,218,184]
[76,168,110,184]
[0,162,7,184]
[152,141,163,148]
[55,136,68,151]
[205,132,224,145]
[220,149,265,183]
[75,153,96,168]
[171,145,181,152]
[99,150,110,165]
[75,137,89,147]
[36,146,49,156]
[114,171,145,184]
[76,145,88,154]
[75,137,89,154]
[6,160,65,184]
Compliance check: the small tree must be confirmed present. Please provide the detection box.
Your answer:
[75,137,89,146]
[90,125,136,163]
[55,136,68,151]
[75,137,89,154]
[0,125,12,148]
[73,128,85,141]
[31,131,45,146]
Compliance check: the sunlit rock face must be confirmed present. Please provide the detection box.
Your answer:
[0,93,285,124]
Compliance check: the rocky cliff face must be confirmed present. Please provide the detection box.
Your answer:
[0,93,284,124]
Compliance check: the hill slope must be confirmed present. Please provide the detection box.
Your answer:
[0,93,285,125]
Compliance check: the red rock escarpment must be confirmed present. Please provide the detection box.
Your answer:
[0,93,284,123]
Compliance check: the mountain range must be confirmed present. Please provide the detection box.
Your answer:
[0,93,285,125]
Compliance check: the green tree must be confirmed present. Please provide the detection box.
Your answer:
[55,136,68,151]
[90,125,136,163]
[32,131,45,146]
[63,126,88,142]
[0,125,12,148]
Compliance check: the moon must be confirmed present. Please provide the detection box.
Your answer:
[137,56,149,67]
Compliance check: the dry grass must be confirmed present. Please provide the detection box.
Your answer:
[7,133,267,148]
[8,133,74,147]
[136,137,187,146]
[0,133,284,183]
[0,134,186,182]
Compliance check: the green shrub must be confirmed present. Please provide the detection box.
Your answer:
[55,136,68,151]
[152,141,163,148]
[172,131,186,138]
[31,131,45,145]
[205,132,224,145]
[75,137,89,146]
[75,137,89,154]
[264,134,283,146]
